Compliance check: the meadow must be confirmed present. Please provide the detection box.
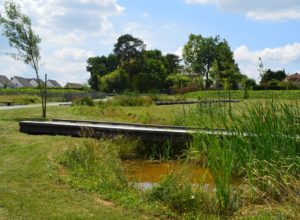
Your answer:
[0,94,299,219]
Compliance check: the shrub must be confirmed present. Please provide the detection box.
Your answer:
[99,68,129,93]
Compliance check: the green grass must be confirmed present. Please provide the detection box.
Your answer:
[0,107,161,219]
[0,94,41,104]
[186,100,300,217]
[185,89,300,100]
[1,100,299,219]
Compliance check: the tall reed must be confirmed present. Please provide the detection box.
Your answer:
[186,99,300,213]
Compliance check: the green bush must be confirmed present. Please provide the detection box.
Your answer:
[99,68,129,93]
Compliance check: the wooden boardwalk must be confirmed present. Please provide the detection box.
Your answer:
[19,119,234,144]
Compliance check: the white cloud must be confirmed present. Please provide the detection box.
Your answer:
[53,48,94,61]
[184,0,300,21]
[143,12,150,18]
[234,43,300,81]
[0,55,28,78]
[0,0,125,84]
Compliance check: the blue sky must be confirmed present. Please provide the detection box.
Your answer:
[1,0,300,85]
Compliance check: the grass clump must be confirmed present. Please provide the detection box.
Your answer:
[72,96,95,106]
[58,139,128,194]
[186,100,300,218]
[148,93,186,102]
[0,95,40,104]
[109,95,153,106]
[185,89,300,100]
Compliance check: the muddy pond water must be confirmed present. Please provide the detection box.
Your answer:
[122,160,214,189]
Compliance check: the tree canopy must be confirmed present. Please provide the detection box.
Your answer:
[113,34,145,66]
[183,34,241,89]
[260,69,287,84]
[87,33,246,92]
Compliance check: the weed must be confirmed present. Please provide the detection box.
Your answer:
[109,95,153,106]
[58,139,128,192]
[72,96,95,106]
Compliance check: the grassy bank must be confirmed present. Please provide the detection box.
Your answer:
[0,88,105,102]
[0,100,299,219]
[185,89,300,100]
[0,95,41,104]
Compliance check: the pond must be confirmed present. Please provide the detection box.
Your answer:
[122,160,214,189]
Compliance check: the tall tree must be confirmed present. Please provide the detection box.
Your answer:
[113,34,145,86]
[113,34,145,66]
[211,40,241,89]
[183,34,220,88]
[0,1,46,117]
[132,49,167,92]
[163,53,181,74]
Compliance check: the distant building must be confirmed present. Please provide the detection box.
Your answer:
[284,73,300,83]
[10,76,32,88]
[29,78,44,87]
[47,79,62,88]
[0,75,13,88]
[65,82,83,89]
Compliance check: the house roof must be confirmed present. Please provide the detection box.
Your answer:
[0,75,10,85]
[285,73,300,82]
[13,76,32,87]
[47,79,61,87]
[30,78,44,84]
[65,82,83,88]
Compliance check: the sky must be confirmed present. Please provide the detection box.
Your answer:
[1,0,300,85]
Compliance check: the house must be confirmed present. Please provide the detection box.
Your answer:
[0,75,13,88]
[10,76,32,88]
[284,73,300,83]
[65,82,83,89]
[47,79,62,88]
[29,78,44,87]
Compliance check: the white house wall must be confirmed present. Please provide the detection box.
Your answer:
[11,78,25,88]
[47,81,55,87]
[29,80,39,87]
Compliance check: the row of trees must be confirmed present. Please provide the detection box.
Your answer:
[87,34,245,93]
[87,34,182,93]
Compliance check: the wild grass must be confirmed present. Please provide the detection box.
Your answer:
[184,100,300,217]
[107,95,153,106]
[1,98,299,219]
[58,139,128,193]
[0,94,40,104]
[148,93,186,101]
[185,89,300,100]
[72,96,95,106]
